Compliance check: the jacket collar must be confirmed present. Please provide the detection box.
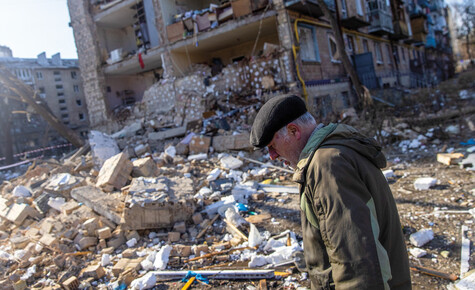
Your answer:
[292,123,338,183]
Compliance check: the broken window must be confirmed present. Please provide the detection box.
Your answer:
[328,34,340,62]
[79,113,85,120]
[363,39,369,53]
[386,44,393,64]
[346,35,355,55]
[76,99,82,106]
[356,0,364,16]
[374,42,383,64]
[341,0,348,18]
[314,95,333,118]
[298,24,320,62]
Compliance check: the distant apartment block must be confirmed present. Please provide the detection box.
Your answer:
[0,46,89,156]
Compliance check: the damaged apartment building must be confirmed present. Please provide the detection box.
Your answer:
[67,0,455,132]
[0,46,89,160]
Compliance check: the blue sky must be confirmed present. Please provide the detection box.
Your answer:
[0,0,78,59]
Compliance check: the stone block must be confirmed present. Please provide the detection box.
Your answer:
[10,236,30,249]
[125,230,140,241]
[96,227,112,239]
[76,236,97,250]
[193,244,209,256]
[112,258,142,277]
[6,203,41,226]
[83,218,99,236]
[168,232,181,242]
[82,264,105,279]
[101,247,115,254]
[60,200,80,215]
[107,233,125,249]
[132,158,157,177]
[173,245,192,257]
[175,143,189,156]
[189,135,211,154]
[134,144,150,157]
[96,152,133,192]
[13,280,27,290]
[62,276,79,290]
[99,238,107,249]
[39,234,59,248]
[212,132,252,152]
[173,221,186,233]
[192,213,203,225]
[122,248,136,258]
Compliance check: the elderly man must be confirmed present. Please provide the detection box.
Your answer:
[250,95,411,289]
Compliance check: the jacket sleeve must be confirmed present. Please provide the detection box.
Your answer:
[308,148,391,289]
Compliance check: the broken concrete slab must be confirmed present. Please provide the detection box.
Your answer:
[96,152,133,192]
[212,132,252,152]
[42,173,86,198]
[122,176,196,230]
[5,203,41,226]
[89,130,120,170]
[70,186,122,225]
[111,121,143,139]
[33,192,60,214]
[148,126,187,141]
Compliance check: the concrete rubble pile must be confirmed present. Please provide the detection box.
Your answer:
[0,121,309,289]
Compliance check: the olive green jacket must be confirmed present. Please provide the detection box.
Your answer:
[294,124,411,289]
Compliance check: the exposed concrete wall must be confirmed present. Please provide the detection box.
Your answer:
[142,54,288,126]
[68,0,109,131]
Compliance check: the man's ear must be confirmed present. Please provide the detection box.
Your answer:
[287,123,301,139]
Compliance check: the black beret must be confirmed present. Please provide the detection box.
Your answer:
[250,95,307,148]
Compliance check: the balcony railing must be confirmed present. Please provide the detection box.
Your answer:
[367,9,394,34]
[390,19,409,40]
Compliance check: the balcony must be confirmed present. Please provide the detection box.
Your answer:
[367,9,394,35]
[340,14,370,29]
[390,19,409,40]
[284,0,332,18]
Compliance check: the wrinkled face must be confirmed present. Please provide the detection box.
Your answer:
[267,129,300,168]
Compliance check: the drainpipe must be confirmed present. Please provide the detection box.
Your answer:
[292,19,309,105]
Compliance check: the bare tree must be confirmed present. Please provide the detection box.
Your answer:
[453,0,475,60]
[0,66,85,152]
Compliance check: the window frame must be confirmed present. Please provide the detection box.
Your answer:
[328,33,341,63]
[297,23,321,63]
[374,42,383,64]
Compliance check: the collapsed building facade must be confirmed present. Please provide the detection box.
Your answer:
[0,46,89,160]
[67,0,456,132]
